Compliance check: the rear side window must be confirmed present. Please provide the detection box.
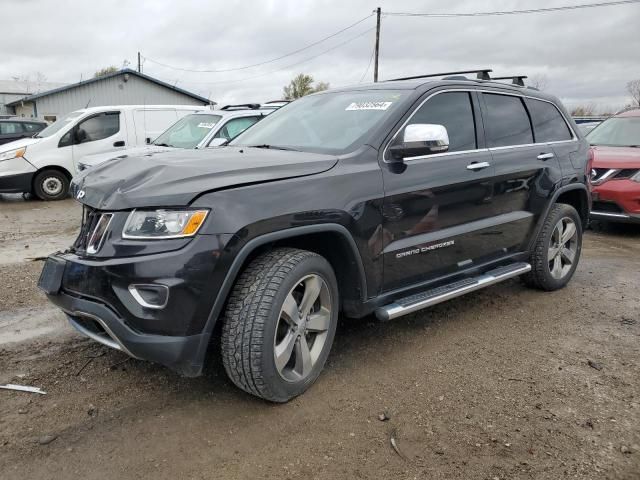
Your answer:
[525,98,573,142]
[408,92,476,152]
[211,116,261,143]
[483,94,533,147]
[0,122,23,134]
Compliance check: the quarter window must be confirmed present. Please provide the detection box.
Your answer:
[525,98,573,142]
[483,94,533,147]
[407,92,477,152]
[76,112,120,144]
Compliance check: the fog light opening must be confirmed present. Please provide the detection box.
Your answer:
[128,284,169,309]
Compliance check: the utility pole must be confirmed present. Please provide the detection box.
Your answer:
[373,7,381,82]
[137,52,141,73]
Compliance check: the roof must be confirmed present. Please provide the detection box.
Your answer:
[0,118,46,123]
[0,79,67,95]
[5,68,211,106]
[616,108,640,118]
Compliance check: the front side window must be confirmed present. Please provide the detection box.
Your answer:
[483,94,533,147]
[405,91,477,153]
[23,122,44,132]
[231,90,409,154]
[586,116,640,147]
[211,116,260,143]
[76,112,120,144]
[525,98,572,142]
[153,113,222,149]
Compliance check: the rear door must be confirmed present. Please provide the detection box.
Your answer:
[479,91,563,249]
[380,89,498,292]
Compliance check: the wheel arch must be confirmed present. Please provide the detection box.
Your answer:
[32,165,73,191]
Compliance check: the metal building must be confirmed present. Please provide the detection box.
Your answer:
[0,79,66,117]
[5,69,211,122]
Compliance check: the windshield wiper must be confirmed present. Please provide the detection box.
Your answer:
[249,144,298,151]
[154,143,174,147]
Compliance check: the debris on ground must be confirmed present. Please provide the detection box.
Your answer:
[378,412,390,422]
[38,435,57,445]
[0,384,46,395]
[587,360,604,371]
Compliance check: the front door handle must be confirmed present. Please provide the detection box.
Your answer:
[466,161,491,171]
[113,140,125,147]
[537,152,555,161]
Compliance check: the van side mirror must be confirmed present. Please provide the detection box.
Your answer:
[388,124,449,161]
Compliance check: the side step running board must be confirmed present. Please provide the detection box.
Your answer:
[375,262,531,321]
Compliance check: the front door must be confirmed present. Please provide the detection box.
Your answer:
[71,111,125,171]
[380,90,498,292]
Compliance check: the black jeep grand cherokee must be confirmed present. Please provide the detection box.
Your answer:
[40,70,591,402]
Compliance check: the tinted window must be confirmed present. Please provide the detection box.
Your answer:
[484,94,533,147]
[407,92,476,152]
[212,116,260,142]
[525,98,572,142]
[23,122,45,132]
[76,112,120,143]
[0,122,23,134]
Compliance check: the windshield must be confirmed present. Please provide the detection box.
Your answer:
[230,90,409,154]
[36,111,84,138]
[586,116,640,147]
[153,114,222,149]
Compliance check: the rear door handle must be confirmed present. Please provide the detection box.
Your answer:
[537,152,555,161]
[113,140,125,147]
[466,161,491,171]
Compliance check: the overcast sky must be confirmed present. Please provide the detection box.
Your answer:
[3,0,639,111]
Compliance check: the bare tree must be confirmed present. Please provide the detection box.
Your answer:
[570,104,596,116]
[283,74,330,100]
[627,79,640,107]
[94,66,119,78]
[529,74,548,91]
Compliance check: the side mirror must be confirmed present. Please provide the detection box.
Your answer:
[209,137,228,147]
[389,124,449,161]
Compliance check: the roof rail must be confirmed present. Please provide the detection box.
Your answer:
[492,75,528,87]
[386,69,492,82]
[220,103,261,110]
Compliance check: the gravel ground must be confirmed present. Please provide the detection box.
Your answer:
[0,195,638,480]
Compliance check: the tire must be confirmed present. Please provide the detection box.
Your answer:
[522,203,583,291]
[221,248,339,402]
[33,169,69,201]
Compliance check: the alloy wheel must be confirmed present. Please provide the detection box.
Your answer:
[273,274,332,382]
[548,217,578,279]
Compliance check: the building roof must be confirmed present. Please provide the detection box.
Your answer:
[6,68,211,106]
[0,79,67,95]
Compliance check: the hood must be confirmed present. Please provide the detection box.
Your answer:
[72,147,339,210]
[591,145,640,169]
[0,136,42,152]
[79,145,175,168]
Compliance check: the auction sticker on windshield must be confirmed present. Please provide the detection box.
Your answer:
[345,101,393,111]
[197,123,216,129]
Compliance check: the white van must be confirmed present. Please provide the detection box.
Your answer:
[0,105,207,200]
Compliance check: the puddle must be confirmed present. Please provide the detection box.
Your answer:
[0,306,73,345]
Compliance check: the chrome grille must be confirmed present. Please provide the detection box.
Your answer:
[72,207,112,254]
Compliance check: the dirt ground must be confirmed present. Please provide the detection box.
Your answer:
[0,194,639,480]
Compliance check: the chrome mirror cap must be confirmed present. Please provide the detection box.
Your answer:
[403,123,449,151]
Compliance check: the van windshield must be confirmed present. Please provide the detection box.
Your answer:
[230,90,408,154]
[153,114,222,149]
[35,111,84,138]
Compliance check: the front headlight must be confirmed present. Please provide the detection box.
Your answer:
[122,209,209,239]
[0,147,26,162]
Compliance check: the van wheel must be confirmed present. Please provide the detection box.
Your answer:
[33,169,69,201]
[221,248,339,403]
[522,203,582,291]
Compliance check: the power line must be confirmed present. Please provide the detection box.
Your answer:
[142,13,373,73]
[171,26,375,87]
[359,44,376,83]
[384,0,640,17]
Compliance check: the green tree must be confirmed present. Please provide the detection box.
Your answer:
[94,66,119,78]
[283,73,329,100]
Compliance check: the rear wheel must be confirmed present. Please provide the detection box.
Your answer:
[33,169,69,201]
[523,203,582,291]
[221,248,339,402]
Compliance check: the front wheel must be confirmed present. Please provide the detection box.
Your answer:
[523,203,583,291]
[221,248,339,402]
[33,169,69,201]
